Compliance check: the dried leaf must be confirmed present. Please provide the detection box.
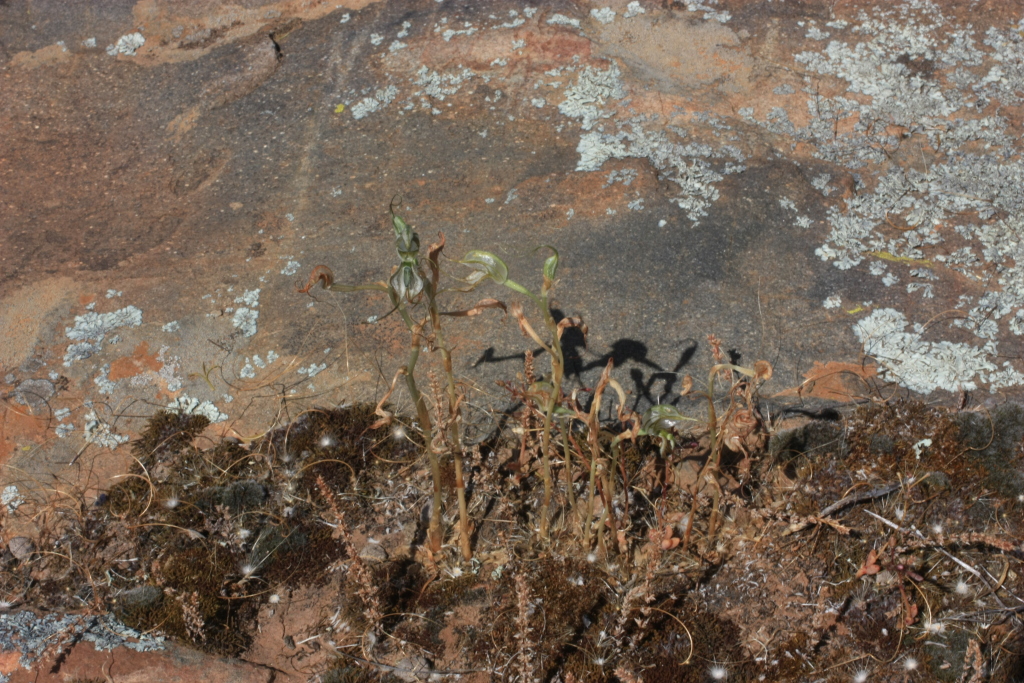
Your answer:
[556,315,588,345]
[510,303,549,351]
[370,368,407,429]
[441,298,507,317]
[902,602,919,627]
[856,549,882,578]
[297,265,335,293]
[426,232,445,286]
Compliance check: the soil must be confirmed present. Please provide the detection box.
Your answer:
[2,386,1023,682]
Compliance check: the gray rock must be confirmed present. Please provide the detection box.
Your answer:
[13,379,54,410]
[393,654,432,682]
[7,536,34,561]
[117,585,164,611]
[358,543,388,564]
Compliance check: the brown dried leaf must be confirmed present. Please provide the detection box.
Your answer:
[426,232,445,286]
[370,368,407,429]
[556,315,588,345]
[297,265,334,293]
[441,298,507,317]
[856,549,882,578]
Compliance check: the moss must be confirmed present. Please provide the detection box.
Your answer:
[321,664,403,683]
[203,440,260,477]
[195,480,267,514]
[133,410,209,463]
[564,605,754,683]
[104,475,152,517]
[843,587,902,660]
[768,419,846,465]
[261,514,347,588]
[925,627,971,682]
[481,556,609,678]
[394,571,483,650]
[955,404,1024,500]
[114,541,253,655]
[257,406,392,483]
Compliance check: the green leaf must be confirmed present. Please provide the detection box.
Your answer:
[541,247,559,283]
[638,404,694,439]
[392,214,420,257]
[460,250,509,285]
[392,213,409,235]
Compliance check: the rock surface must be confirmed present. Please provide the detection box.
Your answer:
[1,637,276,682]
[3,0,1024,676]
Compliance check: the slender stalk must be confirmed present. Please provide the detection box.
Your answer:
[428,298,472,561]
[405,344,442,553]
[683,363,756,551]
[536,298,564,540]
[602,465,619,555]
[595,472,609,558]
[582,433,600,549]
[394,299,443,554]
[611,436,626,521]
[508,292,561,541]
[561,425,575,512]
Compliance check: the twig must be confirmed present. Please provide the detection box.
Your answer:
[898,533,1022,556]
[331,647,490,675]
[862,510,982,579]
[819,482,902,518]
[783,515,853,536]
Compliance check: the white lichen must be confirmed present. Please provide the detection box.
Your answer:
[351,85,399,119]
[234,289,260,308]
[83,411,130,448]
[685,1,730,23]
[166,395,228,423]
[107,32,145,57]
[297,363,327,378]
[624,2,646,19]
[769,7,1024,392]
[66,306,143,343]
[156,346,183,393]
[442,24,477,42]
[547,14,581,29]
[93,366,117,395]
[2,485,24,512]
[853,308,1009,393]
[63,306,143,366]
[559,63,625,131]
[232,308,259,337]
[414,65,474,101]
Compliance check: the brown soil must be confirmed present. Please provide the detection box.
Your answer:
[2,390,1023,682]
